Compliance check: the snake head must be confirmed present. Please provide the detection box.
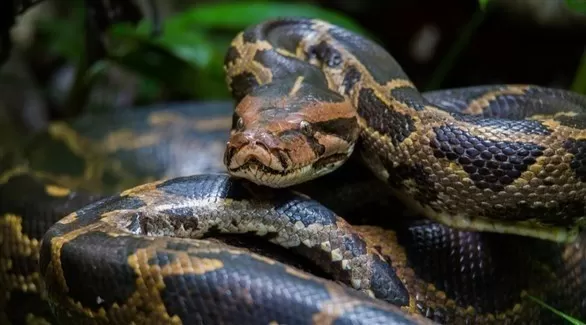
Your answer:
[224,80,360,188]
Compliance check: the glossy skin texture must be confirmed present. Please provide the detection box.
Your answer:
[2,18,586,325]
[224,79,360,187]
[40,174,431,325]
[1,102,585,325]
[0,102,234,325]
[224,18,586,243]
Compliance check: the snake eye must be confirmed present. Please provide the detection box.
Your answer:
[300,121,313,135]
[236,117,244,130]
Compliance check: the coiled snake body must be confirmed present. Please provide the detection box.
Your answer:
[1,18,586,325]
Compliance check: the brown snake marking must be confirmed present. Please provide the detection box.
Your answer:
[1,101,584,324]
[1,106,231,194]
[223,18,586,243]
[37,171,586,325]
[0,103,238,325]
[39,174,433,325]
[1,19,586,325]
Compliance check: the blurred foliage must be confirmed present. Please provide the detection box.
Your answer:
[425,2,488,90]
[37,1,368,111]
[34,0,586,115]
[526,295,586,325]
[432,0,586,94]
[564,0,586,94]
[477,0,490,11]
[566,0,586,14]
[572,51,586,94]
[161,2,369,33]
[38,5,85,63]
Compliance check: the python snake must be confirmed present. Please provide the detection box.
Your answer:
[1,18,586,325]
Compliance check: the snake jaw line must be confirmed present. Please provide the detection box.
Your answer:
[227,154,349,188]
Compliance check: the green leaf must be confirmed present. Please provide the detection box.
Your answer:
[134,77,164,105]
[478,0,491,11]
[113,0,370,66]
[106,22,230,99]
[571,49,586,94]
[566,0,586,14]
[105,30,201,98]
[102,2,369,99]
[525,295,586,325]
[172,2,370,36]
[36,4,86,63]
[108,23,215,70]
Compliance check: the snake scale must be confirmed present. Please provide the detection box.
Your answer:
[1,17,586,325]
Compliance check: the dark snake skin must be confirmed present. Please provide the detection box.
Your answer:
[1,18,586,325]
[223,18,586,243]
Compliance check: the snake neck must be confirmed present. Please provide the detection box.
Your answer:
[224,17,431,111]
[223,16,438,148]
[222,17,447,188]
[224,18,586,243]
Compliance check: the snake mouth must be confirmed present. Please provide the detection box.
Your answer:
[229,157,287,175]
[227,152,350,187]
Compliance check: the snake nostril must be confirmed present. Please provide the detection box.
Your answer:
[245,142,271,163]
[245,155,260,164]
[276,150,290,169]
[254,141,269,151]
